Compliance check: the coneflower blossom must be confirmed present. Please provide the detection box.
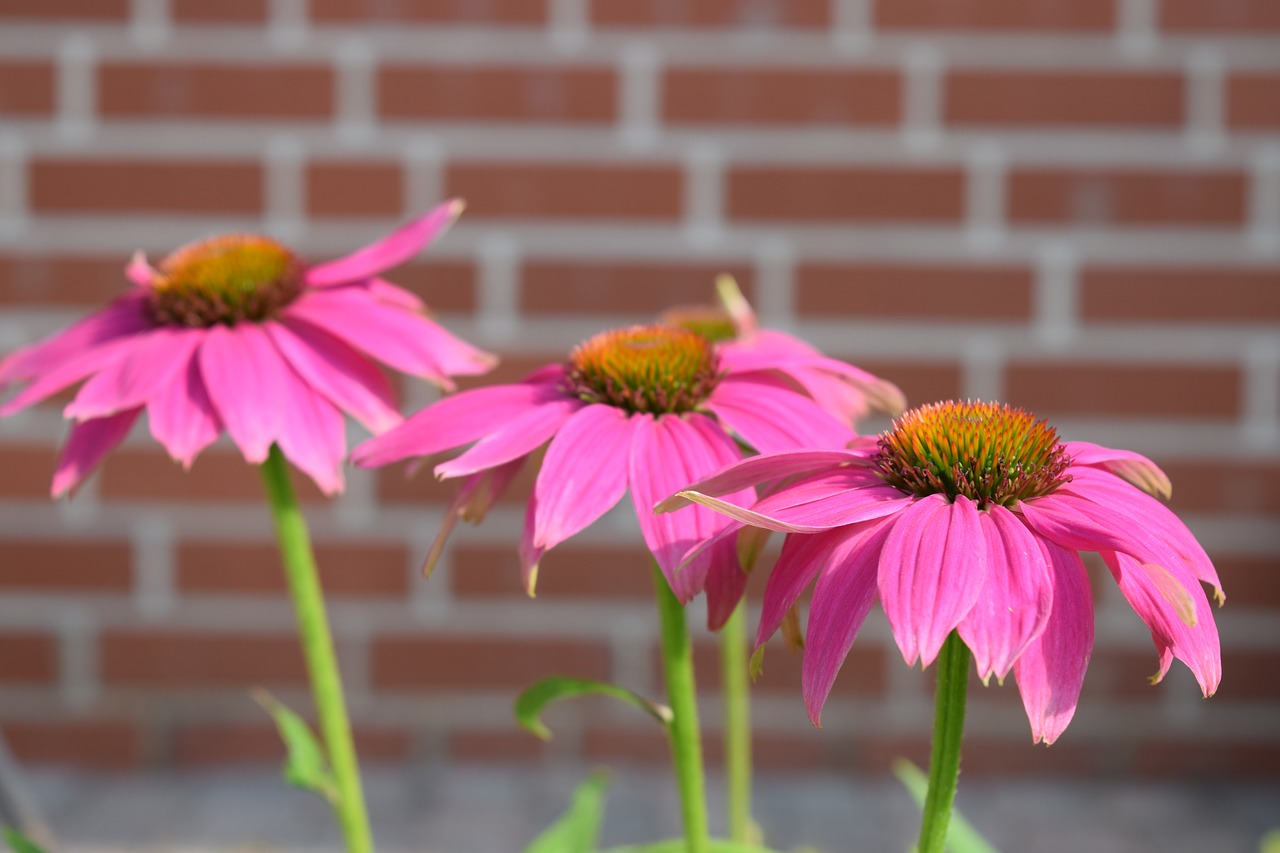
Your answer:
[661,400,1223,743]
[0,201,493,495]
[353,323,897,627]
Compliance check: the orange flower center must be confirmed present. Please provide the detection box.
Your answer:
[566,325,722,414]
[874,400,1071,508]
[147,235,304,327]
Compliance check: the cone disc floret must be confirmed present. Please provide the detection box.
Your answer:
[147,235,305,327]
[566,325,722,414]
[874,400,1071,508]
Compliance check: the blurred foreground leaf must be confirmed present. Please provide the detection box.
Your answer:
[2,828,47,853]
[603,840,785,853]
[254,689,339,804]
[515,676,672,740]
[893,759,999,853]
[523,770,611,853]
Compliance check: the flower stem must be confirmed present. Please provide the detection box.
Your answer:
[917,631,972,853]
[652,562,710,853]
[259,447,373,853]
[719,600,753,843]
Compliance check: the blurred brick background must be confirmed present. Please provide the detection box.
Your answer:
[0,0,1277,786]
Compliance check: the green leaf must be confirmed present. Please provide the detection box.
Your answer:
[892,759,1000,853]
[523,770,611,853]
[2,828,48,853]
[253,688,340,804]
[602,840,785,853]
[515,676,673,741]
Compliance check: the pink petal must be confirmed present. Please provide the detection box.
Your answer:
[422,459,525,581]
[435,397,583,479]
[197,323,287,464]
[1012,541,1094,745]
[1064,441,1171,500]
[285,287,494,389]
[803,518,894,725]
[1102,550,1221,697]
[274,359,348,495]
[957,506,1054,685]
[778,361,908,422]
[64,326,203,421]
[365,276,426,311]
[532,405,635,552]
[305,200,464,286]
[878,494,987,668]
[146,354,222,468]
[703,534,751,631]
[708,373,856,454]
[352,378,566,469]
[630,413,747,603]
[756,527,847,648]
[51,408,141,497]
[519,494,545,596]
[655,447,874,513]
[126,251,157,287]
[268,318,401,434]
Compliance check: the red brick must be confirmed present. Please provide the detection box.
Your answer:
[1078,648,1173,701]
[177,541,409,598]
[100,630,308,687]
[306,161,403,217]
[0,633,57,683]
[173,722,411,765]
[448,163,683,220]
[310,0,547,24]
[30,159,263,215]
[1216,649,1280,700]
[0,254,134,305]
[1007,169,1247,226]
[1081,266,1280,323]
[379,66,615,123]
[728,167,965,222]
[797,263,1033,321]
[451,544,654,600]
[0,0,127,20]
[450,727,551,762]
[0,61,54,116]
[5,719,141,769]
[848,360,963,406]
[520,260,755,316]
[100,62,332,119]
[875,0,1114,30]
[372,635,610,690]
[946,71,1183,127]
[1004,362,1240,419]
[0,540,132,592]
[0,447,58,499]
[1160,0,1280,32]
[172,0,267,22]
[1161,459,1280,516]
[456,352,564,388]
[99,448,325,504]
[385,260,477,314]
[1212,554,1280,608]
[591,0,829,27]
[664,68,900,126]
[1137,740,1280,778]
[1227,74,1280,130]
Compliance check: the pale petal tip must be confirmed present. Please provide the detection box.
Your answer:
[448,197,466,218]
[653,490,696,514]
[524,563,539,598]
[715,273,756,337]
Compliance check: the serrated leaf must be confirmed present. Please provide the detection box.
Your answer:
[253,688,339,804]
[892,759,1000,853]
[523,770,611,853]
[515,677,672,741]
[2,828,48,853]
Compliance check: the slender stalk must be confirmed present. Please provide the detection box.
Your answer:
[652,562,710,853]
[719,601,753,843]
[260,447,373,853]
[917,631,972,853]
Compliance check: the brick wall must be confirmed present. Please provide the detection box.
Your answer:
[0,0,1277,780]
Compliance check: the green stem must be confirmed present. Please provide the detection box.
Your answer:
[917,631,972,853]
[719,601,753,844]
[260,447,373,853]
[652,562,710,853]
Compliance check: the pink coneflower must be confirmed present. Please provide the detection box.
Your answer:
[353,323,877,627]
[0,201,493,496]
[661,400,1224,743]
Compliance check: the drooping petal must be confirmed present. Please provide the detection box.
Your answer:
[708,373,856,454]
[803,518,894,725]
[702,534,750,631]
[655,448,875,513]
[305,200,464,286]
[532,405,635,552]
[958,506,1054,685]
[125,251,157,287]
[779,361,908,422]
[1064,441,1171,500]
[422,459,525,581]
[51,408,142,497]
[630,413,748,603]
[756,527,850,648]
[1102,550,1221,698]
[1012,540,1094,745]
[878,494,987,668]
[435,397,583,479]
[64,326,203,420]
[146,353,222,468]
[274,359,348,495]
[365,276,426,311]
[519,493,545,597]
[352,378,566,468]
[197,323,286,464]
[268,318,401,434]
[0,294,150,388]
